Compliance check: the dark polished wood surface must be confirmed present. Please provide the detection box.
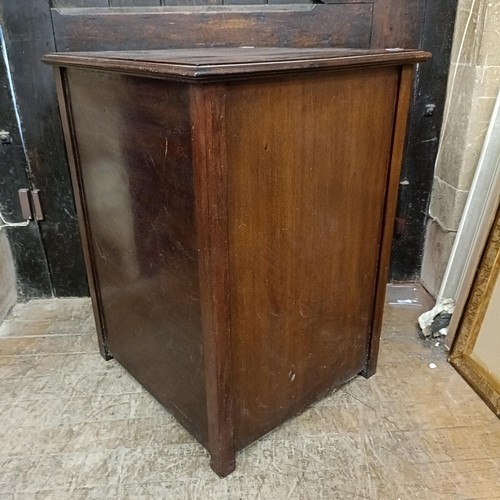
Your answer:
[225,68,399,448]
[64,68,209,445]
[51,49,424,475]
[44,47,430,80]
[190,84,236,476]
[51,4,373,52]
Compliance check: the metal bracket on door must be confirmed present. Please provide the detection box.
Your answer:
[18,188,44,221]
[0,189,38,230]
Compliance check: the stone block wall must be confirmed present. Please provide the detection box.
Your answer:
[421,0,500,296]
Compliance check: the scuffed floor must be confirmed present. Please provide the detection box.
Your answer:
[0,285,499,499]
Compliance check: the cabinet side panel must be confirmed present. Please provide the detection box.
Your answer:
[65,69,208,445]
[55,68,110,359]
[226,68,399,448]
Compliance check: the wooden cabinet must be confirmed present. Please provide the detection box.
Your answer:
[45,47,429,476]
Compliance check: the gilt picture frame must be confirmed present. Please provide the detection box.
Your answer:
[449,205,500,417]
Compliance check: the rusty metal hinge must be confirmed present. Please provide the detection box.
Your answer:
[18,188,44,221]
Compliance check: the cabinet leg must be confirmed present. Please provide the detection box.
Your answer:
[360,365,376,379]
[210,452,236,478]
[98,342,113,361]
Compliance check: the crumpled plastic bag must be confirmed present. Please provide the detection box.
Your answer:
[418,298,455,338]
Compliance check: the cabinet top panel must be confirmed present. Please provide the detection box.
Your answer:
[44,47,430,81]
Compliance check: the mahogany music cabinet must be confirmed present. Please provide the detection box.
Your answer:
[45,47,430,476]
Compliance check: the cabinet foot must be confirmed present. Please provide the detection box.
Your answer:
[360,365,376,379]
[99,344,113,361]
[210,455,236,478]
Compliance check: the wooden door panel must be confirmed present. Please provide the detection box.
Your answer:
[372,0,425,48]
[0,0,452,299]
[0,0,89,298]
[51,4,373,52]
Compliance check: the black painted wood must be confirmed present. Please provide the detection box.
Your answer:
[0,34,52,299]
[0,0,88,297]
[389,0,458,281]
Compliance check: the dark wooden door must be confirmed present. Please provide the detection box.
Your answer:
[390,0,459,281]
[0,0,457,298]
[0,1,88,298]
[0,29,52,299]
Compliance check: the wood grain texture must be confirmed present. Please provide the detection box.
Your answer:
[362,65,414,378]
[43,47,430,81]
[64,68,209,445]
[224,67,400,448]
[191,85,235,477]
[371,0,425,48]
[50,48,424,474]
[50,5,373,52]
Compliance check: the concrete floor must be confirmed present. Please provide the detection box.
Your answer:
[0,285,499,499]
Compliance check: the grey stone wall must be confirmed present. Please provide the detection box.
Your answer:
[421,0,500,296]
[0,230,16,322]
